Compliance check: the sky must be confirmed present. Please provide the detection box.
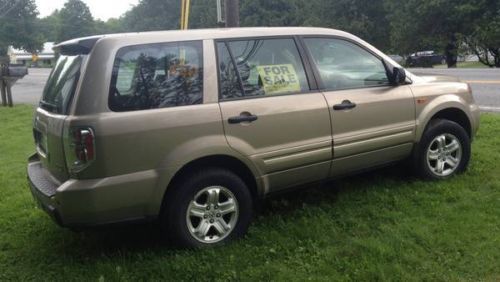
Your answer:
[35,0,140,21]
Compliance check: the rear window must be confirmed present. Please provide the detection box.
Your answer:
[109,41,203,112]
[41,55,83,114]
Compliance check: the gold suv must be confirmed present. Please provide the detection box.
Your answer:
[27,27,480,247]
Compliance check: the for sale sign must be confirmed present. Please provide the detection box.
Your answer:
[257,64,301,95]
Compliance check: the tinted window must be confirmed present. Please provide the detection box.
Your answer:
[109,41,203,111]
[41,55,83,114]
[217,38,309,100]
[304,38,389,90]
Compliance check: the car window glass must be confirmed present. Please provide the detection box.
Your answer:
[217,38,309,100]
[109,41,203,111]
[304,38,389,90]
[217,42,245,99]
[41,55,82,114]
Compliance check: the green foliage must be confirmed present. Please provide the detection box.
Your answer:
[1,105,500,280]
[37,10,60,43]
[121,0,181,32]
[57,0,94,42]
[0,0,43,55]
[26,0,500,67]
[461,0,500,67]
[385,0,499,66]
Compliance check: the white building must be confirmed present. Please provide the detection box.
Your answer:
[8,42,56,67]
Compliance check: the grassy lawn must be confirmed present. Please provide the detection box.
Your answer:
[1,105,499,281]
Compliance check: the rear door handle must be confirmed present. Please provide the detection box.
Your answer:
[333,100,357,110]
[228,113,258,124]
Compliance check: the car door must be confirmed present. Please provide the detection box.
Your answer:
[216,37,332,193]
[302,37,416,177]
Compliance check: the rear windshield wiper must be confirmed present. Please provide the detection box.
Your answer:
[39,100,59,112]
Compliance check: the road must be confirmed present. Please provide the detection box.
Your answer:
[9,67,500,112]
[410,68,500,112]
[11,68,51,105]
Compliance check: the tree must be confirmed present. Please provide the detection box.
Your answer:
[0,0,43,56]
[384,0,489,67]
[37,10,61,43]
[58,0,95,42]
[239,0,309,27]
[121,0,181,32]
[461,0,500,67]
[94,18,125,35]
[305,0,391,51]
[116,0,390,50]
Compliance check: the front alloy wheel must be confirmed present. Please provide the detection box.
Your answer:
[426,133,462,177]
[413,119,470,180]
[186,186,239,243]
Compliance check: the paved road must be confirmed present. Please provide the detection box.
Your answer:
[410,68,500,112]
[9,67,500,112]
[11,68,51,105]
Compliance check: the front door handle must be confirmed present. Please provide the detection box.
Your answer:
[333,100,357,110]
[228,113,258,124]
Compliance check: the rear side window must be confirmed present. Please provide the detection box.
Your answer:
[109,41,203,112]
[216,38,309,100]
[41,55,83,114]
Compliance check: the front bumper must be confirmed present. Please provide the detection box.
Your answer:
[27,154,159,227]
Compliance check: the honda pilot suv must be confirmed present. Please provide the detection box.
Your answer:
[28,27,480,248]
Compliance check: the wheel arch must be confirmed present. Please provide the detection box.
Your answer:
[159,154,262,215]
[428,108,472,138]
[416,96,473,142]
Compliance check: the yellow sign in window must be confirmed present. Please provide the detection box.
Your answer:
[257,64,301,95]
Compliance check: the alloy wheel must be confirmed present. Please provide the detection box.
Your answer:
[185,186,239,244]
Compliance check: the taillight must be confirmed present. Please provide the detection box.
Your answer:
[65,127,95,173]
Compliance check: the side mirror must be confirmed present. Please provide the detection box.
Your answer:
[391,67,406,86]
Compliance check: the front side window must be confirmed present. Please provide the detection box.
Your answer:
[304,38,389,90]
[109,41,203,112]
[217,38,309,100]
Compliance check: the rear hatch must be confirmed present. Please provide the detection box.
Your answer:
[33,54,84,182]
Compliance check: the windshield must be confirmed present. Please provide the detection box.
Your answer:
[41,55,83,114]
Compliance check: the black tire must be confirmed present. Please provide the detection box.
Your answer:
[160,168,253,248]
[413,119,470,180]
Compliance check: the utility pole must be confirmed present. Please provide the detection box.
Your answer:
[224,0,239,27]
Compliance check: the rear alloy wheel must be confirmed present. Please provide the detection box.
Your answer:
[186,186,239,244]
[413,119,470,180]
[161,168,253,248]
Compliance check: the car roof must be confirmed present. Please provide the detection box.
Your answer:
[57,27,354,48]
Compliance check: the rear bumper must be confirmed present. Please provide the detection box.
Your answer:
[27,154,159,227]
[27,160,64,226]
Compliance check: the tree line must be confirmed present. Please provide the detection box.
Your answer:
[1,0,499,67]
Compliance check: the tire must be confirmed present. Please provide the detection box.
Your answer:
[160,168,253,248]
[413,119,470,180]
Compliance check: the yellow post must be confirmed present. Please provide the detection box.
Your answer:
[180,0,186,29]
[179,0,191,64]
[180,0,190,30]
[183,0,190,29]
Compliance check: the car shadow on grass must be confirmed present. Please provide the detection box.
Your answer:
[259,163,415,217]
[45,163,415,256]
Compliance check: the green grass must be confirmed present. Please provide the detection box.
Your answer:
[1,105,499,281]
